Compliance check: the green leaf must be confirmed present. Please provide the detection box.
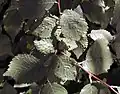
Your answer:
[72,41,85,59]
[34,39,55,54]
[40,82,68,94]
[110,33,120,59]
[83,39,113,75]
[3,54,49,83]
[111,0,120,32]
[25,83,40,94]
[0,35,13,56]
[81,1,114,28]
[32,16,57,38]
[80,81,111,94]
[3,10,23,41]
[8,0,56,19]
[60,9,88,41]
[54,53,77,81]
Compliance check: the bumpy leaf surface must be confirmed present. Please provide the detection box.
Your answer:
[34,39,55,54]
[60,9,88,41]
[54,53,77,81]
[32,16,57,38]
[3,54,49,83]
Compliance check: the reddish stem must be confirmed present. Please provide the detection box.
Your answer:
[76,64,120,94]
[57,0,61,14]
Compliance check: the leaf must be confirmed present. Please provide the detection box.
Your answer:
[3,54,49,83]
[3,10,23,41]
[34,39,55,54]
[110,33,120,59]
[81,0,114,28]
[72,42,85,59]
[0,82,17,94]
[54,53,77,81]
[60,9,88,41]
[9,0,56,19]
[0,68,5,82]
[32,16,57,38]
[25,83,40,94]
[111,0,120,33]
[89,29,113,41]
[40,82,68,94]
[83,39,113,75]
[80,81,111,94]
[0,34,13,56]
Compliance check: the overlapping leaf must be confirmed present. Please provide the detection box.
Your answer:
[40,82,68,94]
[54,53,77,81]
[110,33,120,59]
[89,29,113,41]
[60,9,88,41]
[0,82,17,94]
[55,9,88,56]
[81,0,114,28]
[111,0,120,32]
[3,10,23,41]
[32,16,57,38]
[80,81,111,94]
[0,34,12,56]
[83,39,113,75]
[34,39,55,54]
[3,54,49,83]
[9,0,56,19]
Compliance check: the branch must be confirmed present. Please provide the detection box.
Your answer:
[75,63,120,94]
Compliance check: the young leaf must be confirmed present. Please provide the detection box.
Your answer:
[83,39,113,75]
[80,81,111,94]
[40,82,68,94]
[32,16,57,38]
[3,54,49,83]
[54,53,77,81]
[60,9,88,41]
[34,39,55,54]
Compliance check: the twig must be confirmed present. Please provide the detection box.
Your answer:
[57,0,61,14]
[75,63,120,94]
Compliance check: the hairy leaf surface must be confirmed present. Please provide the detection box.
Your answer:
[34,39,55,54]
[32,16,57,38]
[54,53,77,81]
[3,54,49,83]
